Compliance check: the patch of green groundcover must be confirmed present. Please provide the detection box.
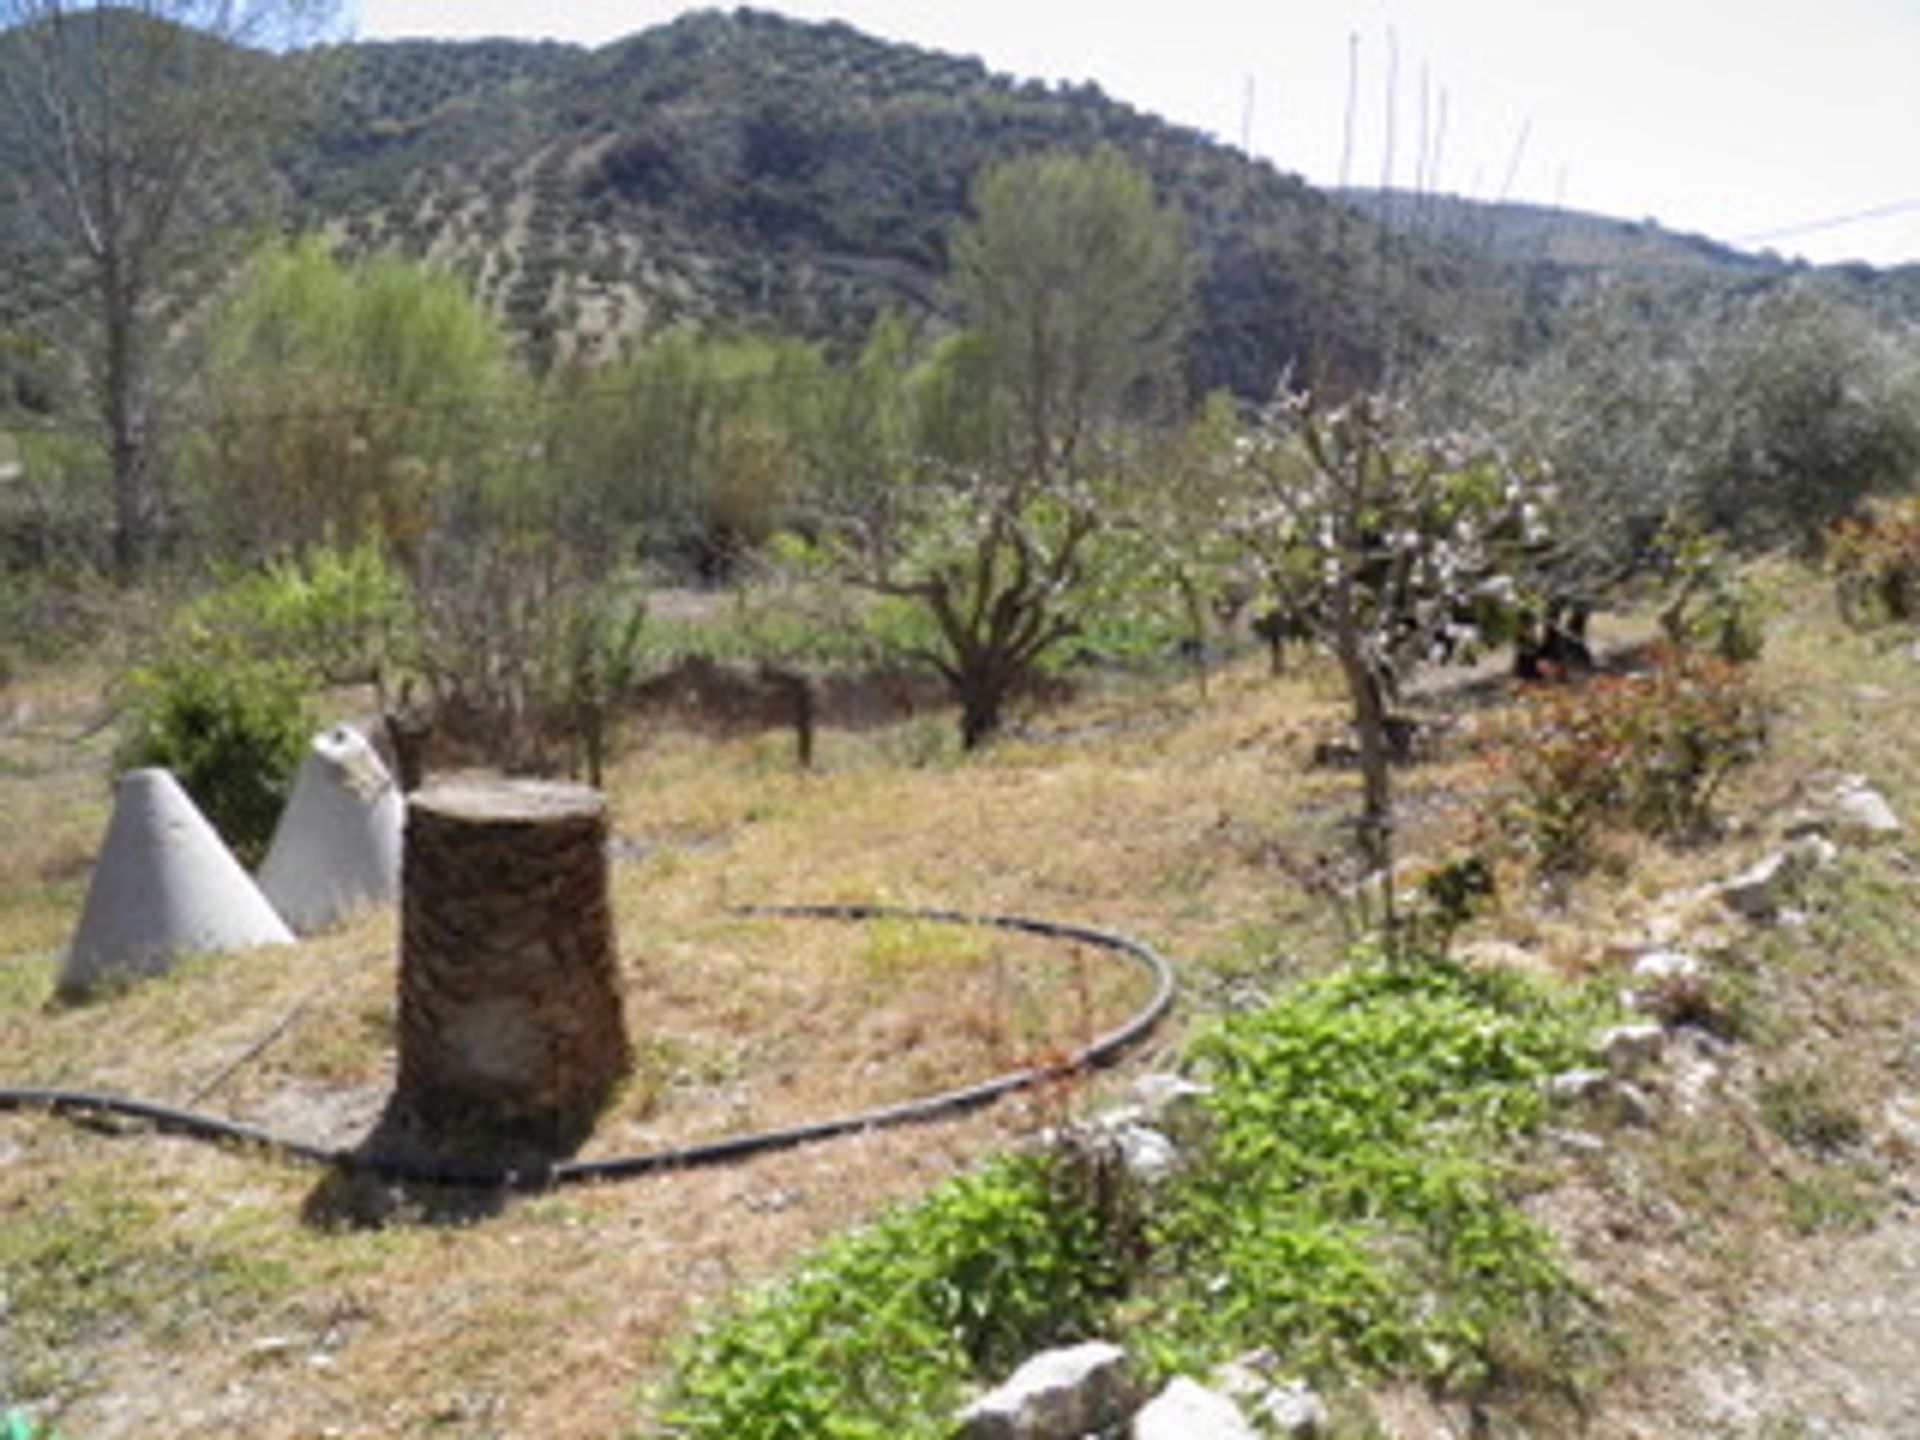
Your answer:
[1141,957,1606,1395]
[653,954,1607,1437]
[654,1154,1124,1440]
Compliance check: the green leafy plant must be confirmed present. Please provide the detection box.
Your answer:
[1142,957,1598,1397]
[115,653,310,866]
[658,1154,1121,1440]
[1654,517,1767,662]
[174,539,411,691]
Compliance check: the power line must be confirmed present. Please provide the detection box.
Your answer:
[1734,197,1920,248]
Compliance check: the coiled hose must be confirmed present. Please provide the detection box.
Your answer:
[0,902,1176,1191]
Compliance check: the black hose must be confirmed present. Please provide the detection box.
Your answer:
[0,902,1176,1191]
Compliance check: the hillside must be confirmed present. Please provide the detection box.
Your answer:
[0,6,1494,397]
[1338,188,1792,276]
[2,561,1919,1435]
[10,7,1900,407]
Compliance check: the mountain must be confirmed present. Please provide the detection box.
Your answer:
[6,7,1889,404]
[1337,188,1795,277]
[268,7,1494,393]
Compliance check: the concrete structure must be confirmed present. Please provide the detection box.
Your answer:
[60,767,294,996]
[257,724,403,934]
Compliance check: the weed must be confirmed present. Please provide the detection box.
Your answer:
[1780,1164,1885,1237]
[1143,956,1600,1400]
[1497,648,1766,873]
[1758,1071,1866,1158]
[656,1153,1121,1439]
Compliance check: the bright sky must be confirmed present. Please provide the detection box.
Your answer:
[351,0,1920,268]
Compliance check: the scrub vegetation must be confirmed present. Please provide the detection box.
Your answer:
[3,7,1920,1438]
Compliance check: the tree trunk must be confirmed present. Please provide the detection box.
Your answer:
[956,664,1011,750]
[102,274,152,579]
[1334,628,1393,871]
[393,778,632,1162]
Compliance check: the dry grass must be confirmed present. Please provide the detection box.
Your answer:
[0,643,1388,1437]
[9,560,1913,1437]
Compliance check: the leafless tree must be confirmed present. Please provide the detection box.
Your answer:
[0,0,339,573]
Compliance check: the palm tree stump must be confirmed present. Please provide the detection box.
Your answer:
[393,778,631,1163]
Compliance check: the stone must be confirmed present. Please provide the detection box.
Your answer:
[1129,1071,1214,1137]
[1831,777,1903,841]
[1113,1123,1180,1187]
[1718,836,1837,921]
[1597,1022,1667,1072]
[1612,1081,1660,1127]
[59,767,294,997]
[1258,1378,1332,1435]
[257,724,404,934]
[1632,949,1703,983]
[1546,1068,1614,1103]
[1132,1377,1259,1440]
[955,1340,1135,1440]
[1453,938,1538,972]
[1207,1353,1328,1435]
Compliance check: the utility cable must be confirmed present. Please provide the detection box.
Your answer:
[0,901,1176,1191]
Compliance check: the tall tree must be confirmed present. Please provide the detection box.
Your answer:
[813,151,1194,748]
[0,0,339,574]
[950,144,1192,489]
[193,236,513,562]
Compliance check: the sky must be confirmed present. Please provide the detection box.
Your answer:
[350,0,1920,268]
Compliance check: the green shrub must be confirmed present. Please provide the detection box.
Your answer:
[1143,958,1596,1395]
[179,540,410,689]
[1655,519,1768,662]
[115,654,310,866]
[1499,647,1767,872]
[658,1154,1121,1440]
[1828,494,1920,629]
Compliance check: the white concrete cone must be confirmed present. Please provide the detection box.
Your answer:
[257,723,403,934]
[60,767,295,995]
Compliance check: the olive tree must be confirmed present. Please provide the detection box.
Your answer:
[812,148,1193,749]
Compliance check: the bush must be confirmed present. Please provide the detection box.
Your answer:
[1653,519,1766,663]
[1499,648,1767,872]
[1145,958,1594,1394]
[115,655,310,866]
[659,1154,1121,1440]
[177,540,410,690]
[1829,494,1920,629]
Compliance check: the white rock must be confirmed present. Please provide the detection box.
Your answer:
[1597,1022,1667,1072]
[1613,1082,1660,1127]
[1717,837,1834,921]
[956,1340,1134,1440]
[1114,1123,1180,1186]
[1258,1379,1332,1435]
[1832,778,1903,840]
[1546,1069,1613,1103]
[1132,1377,1259,1440]
[1632,950,1703,983]
[1130,1072,1214,1135]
